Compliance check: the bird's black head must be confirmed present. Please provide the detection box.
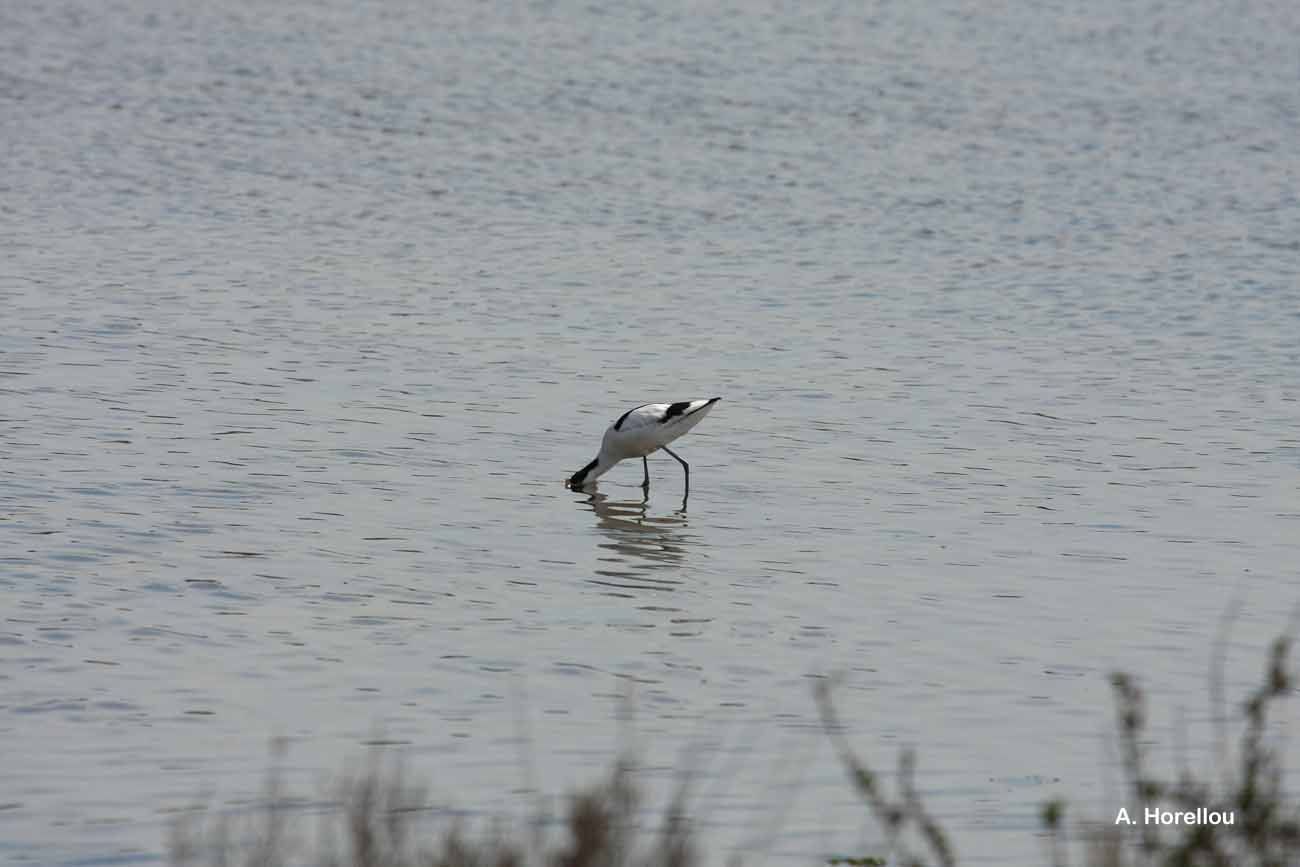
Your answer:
[568,458,598,489]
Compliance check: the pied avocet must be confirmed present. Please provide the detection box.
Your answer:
[567,398,721,492]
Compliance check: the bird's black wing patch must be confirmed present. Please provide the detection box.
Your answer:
[662,401,692,422]
[613,406,645,431]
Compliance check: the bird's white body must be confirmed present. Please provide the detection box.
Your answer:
[569,398,720,489]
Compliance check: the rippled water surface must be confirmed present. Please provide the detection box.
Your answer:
[3,0,1300,863]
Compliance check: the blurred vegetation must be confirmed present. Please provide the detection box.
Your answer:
[170,750,692,867]
[168,629,1299,867]
[1037,633,1300,867]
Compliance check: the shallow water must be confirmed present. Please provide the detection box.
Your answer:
[3,0,1300,863]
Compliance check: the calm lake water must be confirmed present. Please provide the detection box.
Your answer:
[3,0,1299,863]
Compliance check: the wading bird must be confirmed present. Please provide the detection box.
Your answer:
[567,398,721,494]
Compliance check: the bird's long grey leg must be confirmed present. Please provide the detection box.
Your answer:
[661,446,689,495]
[642,456,650,489]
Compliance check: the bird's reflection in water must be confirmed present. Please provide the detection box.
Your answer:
[579,490,698,596]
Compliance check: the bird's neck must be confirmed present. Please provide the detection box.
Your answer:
[587,452,619,481]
